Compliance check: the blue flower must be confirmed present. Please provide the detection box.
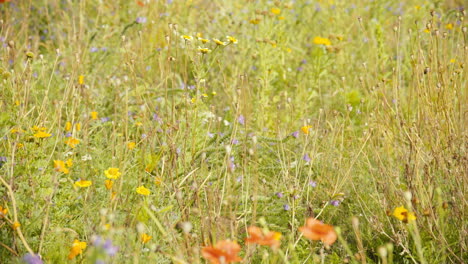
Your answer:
[23,253,43,264]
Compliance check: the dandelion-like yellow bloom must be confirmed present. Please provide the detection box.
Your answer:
[75,123,81,131]
[65,122,72,131]
[54,160,70,174]
[392,206,417,223]
[198,38,210,44]
[181,35,193,41]
[90,111,98,120]
[74,180,92,188]
[271,7,281,15]
[68,240,87,260]
[105,168,121,179]
[65,137,80,148]
[154,177,162,186]
[12,222,21,230]
[445,23,453,30]
[198,47,212,54]
[33,131,52,138]
[226,36,238,44]
[78,75,84,85]
[141,233,152,243]
[213,38,227,46]
[127,142,136,150]
[301,125,312,135]
[136,186,151,196]
[313,36,332,46]
[250,18,261,24]
[0,206,8,217]
[105,179,114,190]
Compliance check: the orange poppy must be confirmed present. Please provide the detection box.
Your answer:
[201,240,242,264]
[299,218,337,246]
[245,226,281,249]
[0,0,11,3]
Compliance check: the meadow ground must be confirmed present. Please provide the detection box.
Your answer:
[0,0,467,263]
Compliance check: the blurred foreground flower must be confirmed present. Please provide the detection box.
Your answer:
[74,179,92,188]
[202,240,242,264]
[23,253,43,264]
[392,206,416,223]
[299,218,337,246]
[313,36,331,46]
[245,226,281,249]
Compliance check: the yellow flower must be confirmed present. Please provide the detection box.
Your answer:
[226,36,238,44]
[445,23,453,30]
[65,159,73,167]
[33,131,52,138]
[313,36,332,46]
[154,177,163,186]
[278,16,285,20]
[271,7,281,15]
[392,206,417,223]
[301,125,312,135]
[424,28,430,33]
[213,38,226,46]
[141,233,152,243]
[78,75,84,85]
[104,168,121,179]
[136,186,151,196]
[127,142,136,150]
[0,206,8,217]
[181,35,193,41]
[75,123,81,131]
[10,128,24,134]
[17,143,24,149]
[250,18,261,24]
[90,111,98,120]
[449,59,456,63]
[105,180,114,190]
[12,222,20,230]
[134,122,143,127]
[68,239,87,260]
[65,137,80,148]
[54,160,70,174]
[65,122,72,131]
[198,38,210,44]
[198,47,212,54]
[74,180,92,188]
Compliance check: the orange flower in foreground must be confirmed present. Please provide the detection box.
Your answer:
[299,218,337,246]
[201,240,242,264]
[245,226,281,249]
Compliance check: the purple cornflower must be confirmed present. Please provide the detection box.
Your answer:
[283,204,291,211]
[238,115,245,125]
[303,154,311,163]
[291,131,299,138]
[276,192,284,198]
[101,117,110,123]
[330,200,341,207]
[135,17,147,24]
[103,239,119,257]
[90,47,99,53]
[23,254,43,264]
[231,139,239,145]
[309,181,317,187]
[65,132,72,137]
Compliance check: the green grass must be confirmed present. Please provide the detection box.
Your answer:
[0,0,466,263]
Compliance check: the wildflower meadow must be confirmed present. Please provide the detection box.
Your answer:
[0,0,467,263]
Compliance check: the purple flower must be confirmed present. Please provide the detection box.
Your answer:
[207,132,215,138]
[303,154,311,163]
[135,17,147,24]
[283,204,290,211]
[0,156,7,162]
[291,131,299,138]
[236,176,242,183]
[101,47,108,52]
[231,139,239,145]
[330,200,341,207]
[23,254,43,264]
[237,115,245,125]
[101,117,110,123]
[301,59,307,64]
[90,47,99,53]
[103,239,119,257]
[309,181,317,187]
[276,192,283,198]
[65,132,72,137]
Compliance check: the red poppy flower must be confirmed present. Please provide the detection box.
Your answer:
[299,218,337,246]
[245,226,281,249]
[0,0,11,3]
[201,240,242,264]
